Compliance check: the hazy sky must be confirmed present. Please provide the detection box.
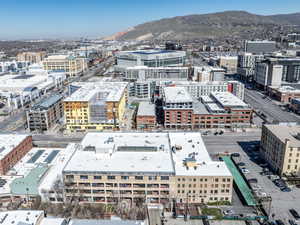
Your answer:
[0,0,299,39]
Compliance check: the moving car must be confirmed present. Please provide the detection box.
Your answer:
[290,209,300,220]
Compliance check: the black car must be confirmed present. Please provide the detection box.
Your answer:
[248,178,258,183]
[231,153,240,157]
[237,162,246,166]
[290,209,300,220]
[288,219,297,225]
[275,220,285,225]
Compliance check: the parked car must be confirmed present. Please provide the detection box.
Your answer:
[288,219,298,225]
[281,187,291,192]
[241,168,250,174]
[237,162,246,167]
[275,220,285,225]
[248,178,258,183]
[231,152,240,157]
[289,209,300,220]
[223,209,235,215]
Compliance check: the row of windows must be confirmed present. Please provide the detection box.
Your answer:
[68,175,170,181]
[177,178,231,182]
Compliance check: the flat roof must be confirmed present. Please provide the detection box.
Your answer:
[70,219,144,225]
[137,102,155,116]
[210,92,249,108]
[206,103,226,113]
[0,210,44,225]
[169,133,232,177]
[0,134,29,161]
[264,124,300,148]
[193,101,209,114]
[64,82,128,102]
[31,94,62,110]
[64,132,232,177]
[163,87,192,103]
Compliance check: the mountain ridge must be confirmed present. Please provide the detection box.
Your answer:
[107,11,300,41]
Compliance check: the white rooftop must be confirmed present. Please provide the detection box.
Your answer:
[0,134,29,161]
[211,92,249,108]
[64,132,232,177]
[163,87,193,103]
[0,210,43,225]
[137,102,156,116]
[64,82,128,102]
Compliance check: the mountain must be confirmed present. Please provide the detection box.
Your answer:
[111,11,300,41]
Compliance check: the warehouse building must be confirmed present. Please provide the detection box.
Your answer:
[62,132,233,205]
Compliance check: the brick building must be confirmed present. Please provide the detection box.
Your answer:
[0,134,32,175]
[136,102,156,130]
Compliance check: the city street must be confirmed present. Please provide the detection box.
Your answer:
[244,88,300,123]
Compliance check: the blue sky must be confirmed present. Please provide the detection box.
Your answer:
[0,0,299,39]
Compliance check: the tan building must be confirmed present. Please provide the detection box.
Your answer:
[17,51,46,63]
[63,132,233,205]
[219,56,238,74]
[260,124,300,176]
[64,82,128,132]
[43,55,87,77]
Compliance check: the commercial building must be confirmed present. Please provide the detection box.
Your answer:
[64,82,128,132]
[260,124,300,176]
[254,59,283,89]
[17,51,47,63]
[43,55,87,77]
[193,66,225,82]
[267,85,300,103]
[115,50,186,71]
[136,101,156,130]
[0,134,32,175]
[162,87,252,129]
[26,94,63,132]
[278,58,300,83]
[237,53,264,81]
[123,66,189,81]
[244,40,277,54]
[291,98,300,114]
[62,132,233,204]
[0,72,66,109]
[218,56,238,74]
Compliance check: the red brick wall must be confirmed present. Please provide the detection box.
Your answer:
[0,136,33,175]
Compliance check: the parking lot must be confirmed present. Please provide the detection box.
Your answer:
[203,132,300,223]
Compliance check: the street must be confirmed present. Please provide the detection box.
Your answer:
[244,88,300,123]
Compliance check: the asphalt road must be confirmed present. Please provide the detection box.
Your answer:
[244,88,300,123]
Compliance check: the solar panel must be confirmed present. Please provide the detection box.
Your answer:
[44,150,59,163]
[27,150,45,163]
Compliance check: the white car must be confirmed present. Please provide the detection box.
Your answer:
[241,168,250,174]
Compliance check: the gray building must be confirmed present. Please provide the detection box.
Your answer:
[26,94,63,132]
[244,40,277,54]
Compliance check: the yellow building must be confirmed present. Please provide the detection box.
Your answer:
[63,132,233,205]
[64,82,128,132]
[43,55,87,77]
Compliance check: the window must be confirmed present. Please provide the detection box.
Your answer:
[107,176,115,180]
[135,176,143,180]
[66,175,74,179]
[121,176,129,180]
[80,175,88,180]
[94,176,102,180]
[149,176,157,180]
[161,176,169,180]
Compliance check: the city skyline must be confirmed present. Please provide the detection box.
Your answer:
[0,0,299,40]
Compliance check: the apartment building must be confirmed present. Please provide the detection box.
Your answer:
[163,87,194,129]
[26,94,63,131]
[0,134,32,175]
[43,55,87,77]
[244,40,277,54]
[162,87,252,129]
[237,53,264,81]
[218,56,238,74]
[64,82,128,132]
[267,85,300,103]
[136,101,156,130]
[193,66,225,82]
[254,59,283,89]
[62,132,233,205]
[260,124,300,176]
[17,51,46,63]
